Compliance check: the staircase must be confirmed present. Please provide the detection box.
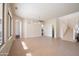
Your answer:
[63,25,73,41]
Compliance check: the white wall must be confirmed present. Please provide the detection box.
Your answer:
[44,23,52,37]
[23,19,42,38]
[59,12,79,42]
[43,12,79,42]
[27,23,41,37]
[23,20,27,38]
[15,20,20,35]
[44,19,56,38]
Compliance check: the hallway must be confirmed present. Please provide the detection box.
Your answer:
[9,37,79,56]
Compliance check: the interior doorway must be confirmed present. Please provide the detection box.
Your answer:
[52,26,54,38]
[52,25,54,38]
[15,20,20,38]
[41,24,44,36]
[75,24,79,42]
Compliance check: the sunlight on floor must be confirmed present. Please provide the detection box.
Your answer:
[21,41,32,56]
[26,53,32,56]
[21,41,28,50]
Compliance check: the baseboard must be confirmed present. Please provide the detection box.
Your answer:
[61,39,77,42]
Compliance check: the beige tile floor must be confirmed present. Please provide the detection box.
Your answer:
[8,37,79,56]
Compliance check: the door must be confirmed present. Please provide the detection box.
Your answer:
[52,26,54,38]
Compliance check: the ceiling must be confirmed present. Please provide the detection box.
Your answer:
[10,3,79,20]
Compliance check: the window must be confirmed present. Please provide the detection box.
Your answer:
[7,11,12,39]
[0,3,4,45]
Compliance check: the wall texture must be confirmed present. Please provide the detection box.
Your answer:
[15,20,20,35]
[44,19,57,38]
[23,20,42,38]
[59,12,79,42]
